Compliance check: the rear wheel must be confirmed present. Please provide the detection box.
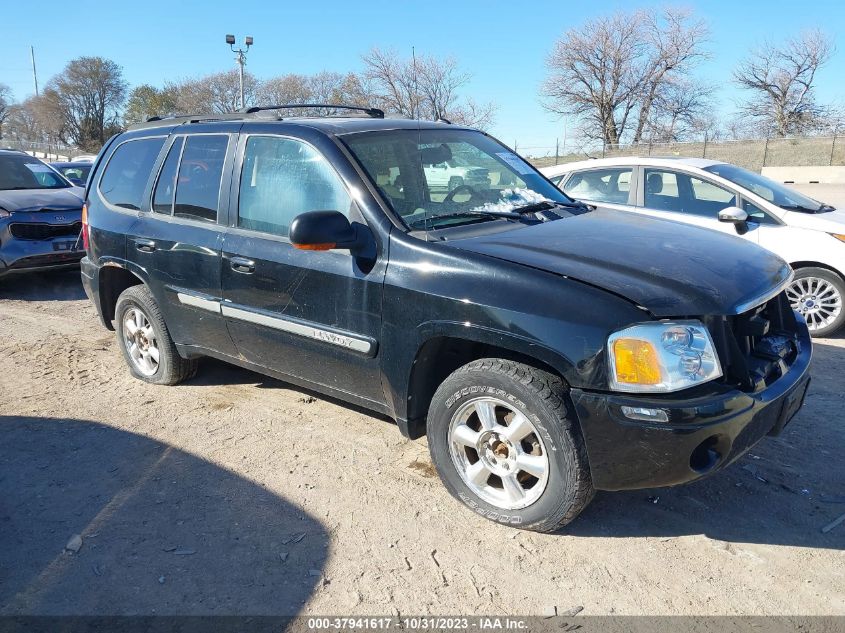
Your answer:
[115,285,197,385]
[427,359,594,532]
[786,267,844,337]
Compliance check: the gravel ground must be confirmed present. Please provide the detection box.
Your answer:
[0,270,843,616]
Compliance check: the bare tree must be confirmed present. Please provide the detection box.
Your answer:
[542,8,709,146]
[40,56,127,151]
[124,84,179,125]
[0,83,11,138]
[734,30,834,136]
[167,69,259,114]
[645,78,715,142]
[362,48,496,128]
[631,8,709,143]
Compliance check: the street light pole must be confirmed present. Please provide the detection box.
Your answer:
[225,34,253,110]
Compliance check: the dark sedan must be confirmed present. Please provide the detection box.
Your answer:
[50,160,93,187]
[0,150,86,278]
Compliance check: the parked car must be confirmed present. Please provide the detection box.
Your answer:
[0,149,86,278]
[423,153,491,192]
[80,107,810,531]
[541,157,845,337]
[50,160,93,187]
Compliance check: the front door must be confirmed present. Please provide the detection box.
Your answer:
[220,133,385,404]
[635,168,760,243]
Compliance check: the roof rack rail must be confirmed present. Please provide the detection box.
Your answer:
[242,103,385,118]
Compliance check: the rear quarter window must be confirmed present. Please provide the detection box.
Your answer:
[98,137,166,210]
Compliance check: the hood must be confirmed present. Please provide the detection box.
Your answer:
[781,207,845,233]
[448,209,792,317]
[0,187,84,213]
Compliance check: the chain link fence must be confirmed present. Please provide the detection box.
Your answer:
[0,139,79,162]
[527,135,844,172]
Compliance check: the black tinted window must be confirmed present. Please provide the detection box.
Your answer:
[173,135,228,222]
[152,138,184,215]
[99,137,165,210]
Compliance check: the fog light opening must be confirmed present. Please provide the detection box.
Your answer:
[690,436,722,473]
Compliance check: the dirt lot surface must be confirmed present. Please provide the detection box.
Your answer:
[1,270,843,616]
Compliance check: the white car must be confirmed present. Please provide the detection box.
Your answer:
[541,157,845,337]
[424,158,491,191]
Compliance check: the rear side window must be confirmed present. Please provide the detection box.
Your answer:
[152,138,184,214]
[564,168,632,204]
[99,137,165,210]
[174,135,229,222]
[237,136,352,237]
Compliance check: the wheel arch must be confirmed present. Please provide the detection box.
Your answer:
[790,261,845,280]
[401,323,577,440]
[97,262,147,330]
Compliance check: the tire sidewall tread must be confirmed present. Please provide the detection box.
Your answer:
[428,358,594,532]
[114,285,197,385]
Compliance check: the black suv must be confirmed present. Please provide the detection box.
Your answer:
[80,106,811,531]
[0,150,85,278]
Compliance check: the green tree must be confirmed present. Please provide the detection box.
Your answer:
[42,56,127,152]
[124,84,179,126]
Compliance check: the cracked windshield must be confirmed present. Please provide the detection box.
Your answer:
[343,129,573,229]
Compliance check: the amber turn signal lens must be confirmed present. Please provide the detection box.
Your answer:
[832,233,845,243]
[292,242,335,251]
[612,338,662,385]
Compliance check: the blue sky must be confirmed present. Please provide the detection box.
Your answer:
[2,0,843,152]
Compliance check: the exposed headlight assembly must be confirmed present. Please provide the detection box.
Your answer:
[608,321,722,393]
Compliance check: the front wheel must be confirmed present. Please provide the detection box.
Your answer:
[786,267,844,337]
[427,359,594,532]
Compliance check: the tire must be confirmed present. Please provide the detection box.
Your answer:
[427,358,594,532]
[447,176,464,192]
[114,285,197,385]
[786,267,845,338]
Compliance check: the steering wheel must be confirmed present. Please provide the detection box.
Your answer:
[443,184,478,203]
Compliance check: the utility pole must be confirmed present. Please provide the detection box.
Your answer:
[225,34,253,110]
[30,46,39,96]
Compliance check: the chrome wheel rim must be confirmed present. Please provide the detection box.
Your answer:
[122,307,160,376]
[448,397,549,510]
[786,276,842,332]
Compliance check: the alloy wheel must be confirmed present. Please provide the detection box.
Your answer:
[448,397,550,510]
[122,307,160,376]
[786,276,842,332]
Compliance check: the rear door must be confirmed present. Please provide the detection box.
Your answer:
[128,125,239,356]
[560,166,637,211]
[220,131,385,404]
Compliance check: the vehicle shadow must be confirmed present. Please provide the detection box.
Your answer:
[563,339,845,550]
[188,358,396,425]
[0,415,328,615]
[0,269,85,301]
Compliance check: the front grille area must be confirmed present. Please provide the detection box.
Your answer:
[706,291,800,393]
[9,222,82,240]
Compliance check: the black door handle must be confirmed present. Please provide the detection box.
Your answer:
[230,256,255,274]
[134,238,156,253]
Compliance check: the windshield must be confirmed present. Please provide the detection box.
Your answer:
[343,129,573,229]
[702,163,831,212]
[0,154,72,191]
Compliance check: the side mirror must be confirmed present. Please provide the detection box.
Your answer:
[290,210,365,252]
[718,206,749,235]
[718,207,748,224]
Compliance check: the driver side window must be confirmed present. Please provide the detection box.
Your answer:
[238,136,352,238]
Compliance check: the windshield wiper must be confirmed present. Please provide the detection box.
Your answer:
[779,203,828,213]
[407,209,522,229]
[510,200,588,214]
